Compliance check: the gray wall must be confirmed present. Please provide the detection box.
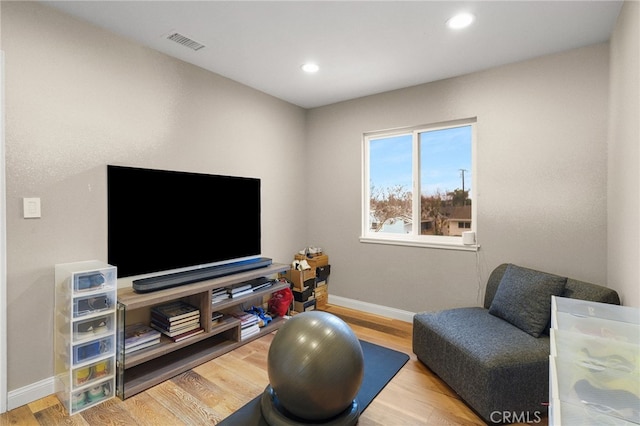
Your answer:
[608,0,640,307]
[306,43,611,314]
[2,2,307,392]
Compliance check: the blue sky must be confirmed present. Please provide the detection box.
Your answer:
[369,125,472,198]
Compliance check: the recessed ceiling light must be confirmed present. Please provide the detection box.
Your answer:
[447,13,475,30]
[301,63,319,73]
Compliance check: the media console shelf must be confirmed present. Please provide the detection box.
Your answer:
[116,262,290,399]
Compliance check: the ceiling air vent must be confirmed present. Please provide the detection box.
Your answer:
[166,32,205,51]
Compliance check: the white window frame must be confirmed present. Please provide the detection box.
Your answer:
[360,118,478,251]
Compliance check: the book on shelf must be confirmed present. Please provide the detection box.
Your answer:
[212,288,230,304]
[150,321,201,337]
[229,288,254,298]
[170,327,205,343]
[251,279,273,292]
[124,338,161,354]
[231,311,260,328]
[151,301,199,322]
[151,316,200,332]
[211,311,224,324]
[151,311,200,328]
[212,292,229,299]
[226,282,253,294]
[240,323,260,340]
[124,323,162,349]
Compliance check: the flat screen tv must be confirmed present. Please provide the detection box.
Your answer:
[108,165,266,289]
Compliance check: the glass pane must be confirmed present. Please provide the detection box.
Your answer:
[419,125,472,236]
[368,134,413,234]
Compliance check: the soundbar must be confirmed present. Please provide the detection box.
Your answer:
[132,257,273,293]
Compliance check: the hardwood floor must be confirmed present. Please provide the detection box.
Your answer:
[0,305,547,425]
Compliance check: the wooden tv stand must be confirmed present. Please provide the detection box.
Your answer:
[115,262,290,399]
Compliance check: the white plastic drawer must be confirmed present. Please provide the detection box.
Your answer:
[553,311,639,345]
[70,379,113,413]
[73,314,114,342]
[553,297,640,324]
[72,358,113,387]
[550,397,639,426]
[552,297,640,332]
[73,335,114,365]
[550,357,640,424]
[550,329,639,375]
[73,293,114,318]
[73,267,116,293]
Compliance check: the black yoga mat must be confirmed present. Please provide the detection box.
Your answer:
[219,340,410,425]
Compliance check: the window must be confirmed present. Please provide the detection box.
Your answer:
[362,118,476,250]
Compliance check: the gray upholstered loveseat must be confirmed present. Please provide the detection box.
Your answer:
[413,263,620,424]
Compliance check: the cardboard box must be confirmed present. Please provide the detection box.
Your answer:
[315,265,331,281]
[294,253,329,269]
[314,286,328,308]
[292,286,313,302]
[281,269,316,289]
[294,298,316,313]
[315,275,328,288]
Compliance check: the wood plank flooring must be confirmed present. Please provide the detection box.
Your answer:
[0,305,548,425]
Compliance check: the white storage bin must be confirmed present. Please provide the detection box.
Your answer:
[550,296,640,425]
[73,314,115,342]
[72,358,113,387]
[72,334,114,365]
[554,297,640,324]
[56,260,117,415]
[72,268,116,292]
[552,297,640,344]
[551,356,639,421]
[550,328,639,375]
[550,397,638,426]
[73,294,114,318]
[68,378,113,412]
[553,311,640,344]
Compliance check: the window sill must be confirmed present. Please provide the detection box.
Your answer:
[359,235,479,252]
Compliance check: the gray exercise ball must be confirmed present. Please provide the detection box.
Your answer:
[267,311,364,421]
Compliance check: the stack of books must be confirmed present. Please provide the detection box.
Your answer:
[226,282,253,298]
[248,277,274,292]
[230,311,260,340]
[212,287,230,304]
[150,301,204,343]
[124,323,161,354]
[211,311,224,326]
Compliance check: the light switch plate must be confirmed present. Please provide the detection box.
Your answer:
[23,197,41,218]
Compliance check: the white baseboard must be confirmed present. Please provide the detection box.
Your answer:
[327,295,416,323]
[5,296,414,412]
[7,376,54,411]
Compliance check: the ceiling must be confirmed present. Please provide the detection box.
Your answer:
[42,1,623,109]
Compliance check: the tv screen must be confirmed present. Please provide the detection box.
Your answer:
[108,165,261,278]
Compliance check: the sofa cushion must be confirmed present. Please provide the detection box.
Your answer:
[489,264,567,337]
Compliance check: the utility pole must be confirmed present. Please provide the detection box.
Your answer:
[459,169,467,192]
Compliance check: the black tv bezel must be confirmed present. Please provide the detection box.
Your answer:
[107,165,263,282]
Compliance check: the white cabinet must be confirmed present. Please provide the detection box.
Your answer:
[549,296,640,425]
[54,260,117,415]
